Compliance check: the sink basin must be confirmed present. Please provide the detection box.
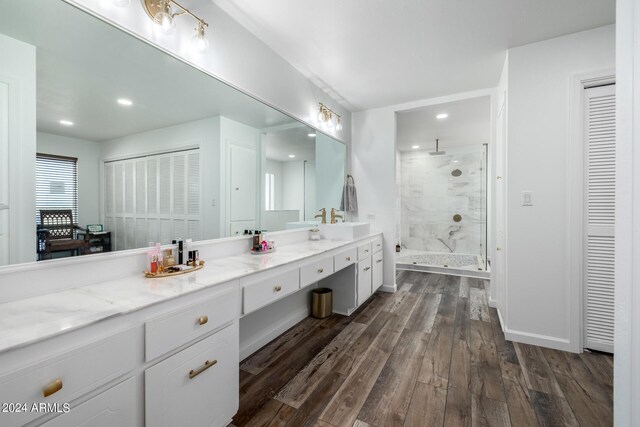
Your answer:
[319,222,370,240]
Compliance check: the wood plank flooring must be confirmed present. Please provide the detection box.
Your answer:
[232,271,613,427]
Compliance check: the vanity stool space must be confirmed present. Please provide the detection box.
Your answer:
[0,231,385,427]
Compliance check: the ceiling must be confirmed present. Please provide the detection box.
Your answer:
[396,96,491,152]
[0,0,295,142]
[213,0,615,111]
[264,125,316,162]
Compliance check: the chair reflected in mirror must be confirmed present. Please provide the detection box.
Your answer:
[37,210,90,260]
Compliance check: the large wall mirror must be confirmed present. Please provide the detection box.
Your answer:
[0,0,346,265]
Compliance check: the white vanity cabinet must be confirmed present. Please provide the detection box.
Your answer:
[145,322,239,427]
[372,243,384,292]
[0,328,137,427]
[242,266,300,315]
[41,378,136,427]
[357,256,373,306]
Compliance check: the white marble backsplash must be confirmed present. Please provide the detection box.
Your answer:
[399,146,486,255]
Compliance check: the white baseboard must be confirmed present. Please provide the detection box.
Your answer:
[489,298,497,308]
[496,307,505,332]
[504,328,574,352]
[380,283,397,293]
[239,308,309,361]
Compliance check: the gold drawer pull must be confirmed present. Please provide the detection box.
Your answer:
[365,249,369,253]
[43,378,63,398]
[376,259,383,263]
[364,266,371,271]
[317,268,324,273]
[198,316,208,326]
[346,256,351,261]
[377,244,381,247]
[274,285,282,292]
[189,359,218,379]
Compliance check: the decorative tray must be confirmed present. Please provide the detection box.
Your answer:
[250,248,275,255]
[144,260,205,278]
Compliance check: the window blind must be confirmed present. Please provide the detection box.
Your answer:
[36,153,78,225]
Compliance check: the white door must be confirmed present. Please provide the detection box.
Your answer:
[229,145,256,222]
[357,257,373,306]
[0,82,8,266]
[494,96,507,317]
[584,84,616,353]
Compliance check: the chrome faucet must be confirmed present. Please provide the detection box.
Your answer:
[314,208,327,224]
[331,208,343,224]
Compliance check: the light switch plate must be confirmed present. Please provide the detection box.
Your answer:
[522,191,533,206]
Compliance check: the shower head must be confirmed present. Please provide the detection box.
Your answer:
[429,138,446,155]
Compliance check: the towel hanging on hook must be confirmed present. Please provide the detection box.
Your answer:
[341,174,358,214]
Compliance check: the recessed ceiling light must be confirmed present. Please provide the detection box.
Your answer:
[412,145,420,149]
[288,154,296,158]
[452,160,459,163]
[436,113,448,119]
[59,120,74,126]
[117,98,133,106]
[308,133,316,137]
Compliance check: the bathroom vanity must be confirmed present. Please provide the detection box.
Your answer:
[0,228,384,426]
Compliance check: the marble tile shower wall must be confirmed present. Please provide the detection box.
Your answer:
[400,146,486,255]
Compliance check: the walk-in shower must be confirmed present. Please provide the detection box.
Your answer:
[395,96,490,278]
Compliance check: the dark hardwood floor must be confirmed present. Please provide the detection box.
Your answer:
[231,271,613,427]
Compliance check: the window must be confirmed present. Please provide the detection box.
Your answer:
[265,173,275,211]
[36,153,78,225]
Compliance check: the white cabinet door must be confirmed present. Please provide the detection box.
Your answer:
[372,252,384,292]
[229,145,256,222]
[145,322,239,427]
[357,257,373,306]
[42,378,136,427]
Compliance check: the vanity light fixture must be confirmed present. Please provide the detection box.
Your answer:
[117,98,133,106]
[141,0,209,51]
[436,113,448,119]
[317,103,342,132]
[59,120,74,126]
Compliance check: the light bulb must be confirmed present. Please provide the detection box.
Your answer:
[336,120,343,131]
[191,23,209,52]
[112,0,130,7]
[154,11,175,35]
[317,110,324,122]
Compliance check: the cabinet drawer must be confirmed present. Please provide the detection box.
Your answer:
[300,256,334,288]
[145,322,239,427]
[0,328,136,427]
[357,257,373,306]
[373,251,384,291]
[358,242,372,261]
[334,247,357,272]
[372,236,383,253]
[242,267,300,315]
[145,283,238,362]
[42,378,136,427]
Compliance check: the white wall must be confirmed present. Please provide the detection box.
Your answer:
[504,25,615,351]
[0,34,36,265]
[64,0,351,149]
[37,133,101,227]
[265,159,284,210]
[614,0,639,424]
[282,161,305,220]
[102,117,221,240]
[315,133,346,213]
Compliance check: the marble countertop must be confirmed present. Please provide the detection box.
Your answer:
[0,235,381,354]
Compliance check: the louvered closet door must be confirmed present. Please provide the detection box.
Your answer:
[104,149,201,251]
[584,84,615,353]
